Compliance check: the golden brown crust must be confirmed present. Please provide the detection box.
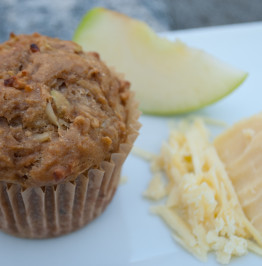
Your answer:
[0,33,131,187]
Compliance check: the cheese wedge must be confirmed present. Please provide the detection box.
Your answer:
[215,113,262,234]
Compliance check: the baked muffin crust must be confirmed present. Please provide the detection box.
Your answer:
[0,33,130,187]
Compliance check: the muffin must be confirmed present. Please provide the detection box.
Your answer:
[0,33,140,238]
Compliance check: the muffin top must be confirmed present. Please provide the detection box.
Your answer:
[0,33,131,187]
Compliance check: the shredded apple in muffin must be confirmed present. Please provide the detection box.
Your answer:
[0,33,131,187]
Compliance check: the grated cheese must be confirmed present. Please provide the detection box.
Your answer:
[119,176,128,185]
[132,146,156,161]
[143,119,262,264]
[143,173,167,200]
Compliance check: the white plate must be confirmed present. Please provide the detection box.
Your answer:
[1,23,262,266]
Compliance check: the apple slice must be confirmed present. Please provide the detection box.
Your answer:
[73,8,247,115]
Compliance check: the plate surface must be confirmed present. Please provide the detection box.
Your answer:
[1,22,262,266]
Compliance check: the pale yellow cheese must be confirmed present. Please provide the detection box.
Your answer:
[215,113,262,234]
[144,119,262,264]
[215,113,262,165]
[143,173,167,200]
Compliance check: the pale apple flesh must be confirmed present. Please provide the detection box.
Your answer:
[73,8,247,115]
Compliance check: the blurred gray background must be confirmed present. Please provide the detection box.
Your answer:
[1,0,262,42]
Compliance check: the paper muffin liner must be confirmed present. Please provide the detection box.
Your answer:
[0,92,141,238]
